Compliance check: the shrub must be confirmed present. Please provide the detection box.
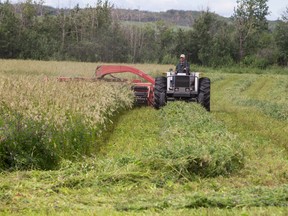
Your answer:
[242,55,271,69]
[161,54,177,65]
[0,107,59,170]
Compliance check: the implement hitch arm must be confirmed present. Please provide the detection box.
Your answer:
[95,65,155,85]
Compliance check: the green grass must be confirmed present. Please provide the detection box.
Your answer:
[0,60,288,215]
[192,64,288,75]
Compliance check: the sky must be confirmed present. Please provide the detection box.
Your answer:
[11,0,288,20]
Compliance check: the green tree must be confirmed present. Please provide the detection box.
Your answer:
[32,14,61,60]
[20,0,37,28]
[155,21,175,63]
[0,1,21,58]
[62,0,127,62]
[174,28,189,61]
[274,7,288,66]
[233,0,269,61]
[18,0,41,59]
[187,11,234,67]
[138,24,158,63]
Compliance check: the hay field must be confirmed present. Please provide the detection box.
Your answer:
[0,59,287,215]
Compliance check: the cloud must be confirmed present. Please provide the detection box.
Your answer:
[209,0,236,17]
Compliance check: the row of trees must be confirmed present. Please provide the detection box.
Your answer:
[0,0,288,67]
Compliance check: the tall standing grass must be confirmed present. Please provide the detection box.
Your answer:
[0,59,173,171]
[0,75,134,170]
[0,59,174,77]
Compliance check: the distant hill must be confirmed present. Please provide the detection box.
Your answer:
[112,9,239,28]
[110,8,279,30]
[38,5,230,27]
[20,4,280,29]
[111,9,205,27]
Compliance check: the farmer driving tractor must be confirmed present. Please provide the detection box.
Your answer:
[176,54,190,75]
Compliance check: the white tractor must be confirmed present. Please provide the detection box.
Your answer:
[153,71,211,111]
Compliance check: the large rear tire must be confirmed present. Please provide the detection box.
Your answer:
[154,76,167,109]
[198,77,210,111]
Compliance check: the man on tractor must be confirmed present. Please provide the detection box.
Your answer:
[176,54,190,75]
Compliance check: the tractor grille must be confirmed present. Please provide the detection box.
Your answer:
[175,76,190,87]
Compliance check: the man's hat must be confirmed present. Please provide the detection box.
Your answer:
[180,54,185,58]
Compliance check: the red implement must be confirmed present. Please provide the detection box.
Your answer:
[57,65,156,106]
[95,65,155,106]
[95,65,155,85]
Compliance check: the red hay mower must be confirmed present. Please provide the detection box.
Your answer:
[57,65,210,111]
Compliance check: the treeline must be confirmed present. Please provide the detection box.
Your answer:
[0,0,288,67]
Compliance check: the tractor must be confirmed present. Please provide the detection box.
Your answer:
[154,71,210,111]
[58,65,210,111]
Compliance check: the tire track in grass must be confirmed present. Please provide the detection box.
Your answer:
[233,74,283,98]
[212,74,288,148]
[211,73,288,187]
[243,75,288,104]
[210,74,243,112]
[244,75,270,98]
[238,75,288,121]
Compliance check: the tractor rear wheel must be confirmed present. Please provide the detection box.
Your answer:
[198,77,210,111]
[154,76,167,109]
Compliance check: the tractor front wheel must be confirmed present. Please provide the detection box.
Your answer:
[154,76,167,109]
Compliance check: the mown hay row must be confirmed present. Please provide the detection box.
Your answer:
[144,102,245,179]
[70,102,246,187]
